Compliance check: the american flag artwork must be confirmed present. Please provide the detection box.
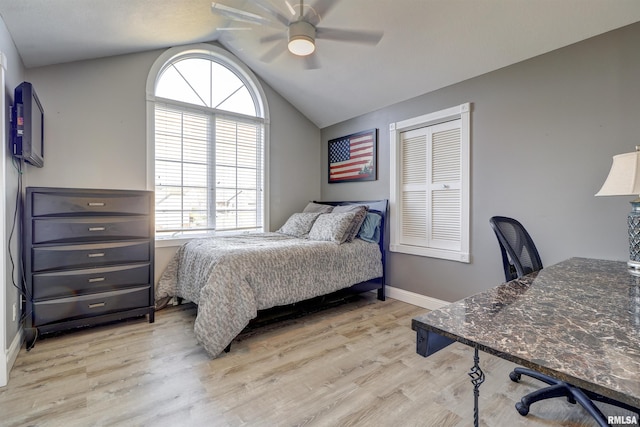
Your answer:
[328,129,377,183]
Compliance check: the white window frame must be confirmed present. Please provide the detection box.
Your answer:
[146,44,270,247]
[389,103,470,263]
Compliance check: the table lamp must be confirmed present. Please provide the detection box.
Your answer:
[596,147,640,273]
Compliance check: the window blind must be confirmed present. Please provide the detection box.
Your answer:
[154,103,263,237]
[214,117,263,232]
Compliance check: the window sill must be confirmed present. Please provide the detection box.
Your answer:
[390,243,470,263]
[154,229,263,248]
[155,237,194,248]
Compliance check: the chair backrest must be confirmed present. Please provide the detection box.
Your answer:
[489,216,543,282]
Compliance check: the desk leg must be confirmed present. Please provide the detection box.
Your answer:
[468,346,485,427]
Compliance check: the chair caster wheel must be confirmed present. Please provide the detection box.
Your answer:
[509,371,521,382]
[515,402,529,416]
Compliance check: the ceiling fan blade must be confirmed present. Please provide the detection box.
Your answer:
[285,1,297,16]
[316,27,384,45]
[307,0,340,22]
[216,27,253,31]
[253,0,291,27]
[211,2,279,28]
[260,33,287,44]
[303,54,321,70]
[260,39,288,63]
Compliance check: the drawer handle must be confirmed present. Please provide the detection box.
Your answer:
[88,202,105,207]
[88,277,105,283]
[88,302,106,309]
[88,227,106,232]
[88,253,105,258]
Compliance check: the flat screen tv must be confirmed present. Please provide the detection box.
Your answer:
[12,81,44,168]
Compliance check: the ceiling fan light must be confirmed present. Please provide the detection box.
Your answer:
[288,20,316,56]
[288,37,315,56]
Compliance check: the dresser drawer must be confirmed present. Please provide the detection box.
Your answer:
[31,191,151,217]
[32,241,150,272]
[33,217,150,244]
[32,263,151,300]
[33,286,152,326]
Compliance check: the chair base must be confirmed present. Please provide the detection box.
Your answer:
[510,367,640,427]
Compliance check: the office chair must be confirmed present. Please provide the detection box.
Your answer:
[489,216,639,425]
[489,216,542,282]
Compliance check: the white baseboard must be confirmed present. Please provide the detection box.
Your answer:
[385,285,450,310]
[1,329,22,388]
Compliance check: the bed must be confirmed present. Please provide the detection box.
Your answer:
[155,199,388,357]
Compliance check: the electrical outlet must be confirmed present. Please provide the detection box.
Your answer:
[12,303,16,322]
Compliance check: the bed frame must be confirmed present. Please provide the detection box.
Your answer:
[221,199,389,353]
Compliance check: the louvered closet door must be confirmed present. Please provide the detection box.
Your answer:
[399,119,462,251]
[429,120,462,251]
[400,127,428,247]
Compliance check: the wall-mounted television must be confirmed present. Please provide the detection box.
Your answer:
[12,81,44,168]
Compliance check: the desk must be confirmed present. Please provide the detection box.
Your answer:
[412,257,640,425]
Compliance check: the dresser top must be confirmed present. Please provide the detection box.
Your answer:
[412,257,640,408]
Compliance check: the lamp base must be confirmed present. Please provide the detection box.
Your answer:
[628,200,640,271]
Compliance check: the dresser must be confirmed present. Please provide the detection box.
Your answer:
[23,187,155,349]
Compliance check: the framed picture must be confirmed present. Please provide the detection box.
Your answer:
[328,128,377,183]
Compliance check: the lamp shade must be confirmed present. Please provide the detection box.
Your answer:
[595,150,640,196]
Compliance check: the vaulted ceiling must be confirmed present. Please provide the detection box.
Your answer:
[2,0,640,127]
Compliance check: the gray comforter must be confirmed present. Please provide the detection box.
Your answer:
[156,232,382,357]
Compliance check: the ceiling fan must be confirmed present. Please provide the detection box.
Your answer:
[211,0,384,69]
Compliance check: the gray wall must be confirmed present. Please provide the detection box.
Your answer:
[0,19,26,355]
[321,22,640,302]
[21,44,321,320]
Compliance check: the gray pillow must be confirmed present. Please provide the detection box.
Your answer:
[308,212,356,244]
[302,202,334,214]
[332,204,368,242]
[277,212,321,237]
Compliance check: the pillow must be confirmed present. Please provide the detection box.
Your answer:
[277,212,321,237]
[308,212,356,244]
[302,202,334,214]
[357,212,382,243]
[331,204,368,242]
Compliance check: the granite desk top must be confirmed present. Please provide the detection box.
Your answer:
[412,257,640,409]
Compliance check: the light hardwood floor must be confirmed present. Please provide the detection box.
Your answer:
[0,294,625,426]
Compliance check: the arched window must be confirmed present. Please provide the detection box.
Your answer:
[147,44,269,240]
